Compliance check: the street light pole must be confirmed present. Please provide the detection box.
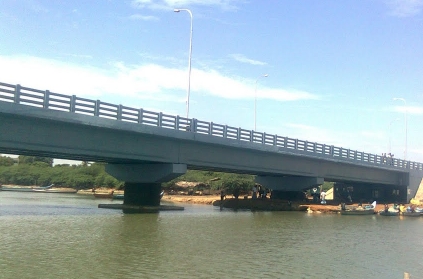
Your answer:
[174,8,193,120]
[393,97,407,160]
[254,74,268,131]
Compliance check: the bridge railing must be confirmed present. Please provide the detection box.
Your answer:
[0,81,421,171]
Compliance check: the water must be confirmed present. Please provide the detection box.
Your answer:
[1,192,422,279]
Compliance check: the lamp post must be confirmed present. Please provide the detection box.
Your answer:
[174,8,193,119]
[388,118,400,154]
[254,74,268,131]
[393,97,407,160]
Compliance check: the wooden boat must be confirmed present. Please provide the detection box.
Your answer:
[93,192,114,199]
[111,190,164,201]
[340,208,375,215]
[401,211,423,217]
[340,201,376,215]
[379,210,399,216]
[113,194,124,200]
[1,184,54,192]
[32,188,77,194]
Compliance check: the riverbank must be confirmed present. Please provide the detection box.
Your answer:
[161,194,219,205]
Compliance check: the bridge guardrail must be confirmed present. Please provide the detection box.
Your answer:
[0,81,421,171]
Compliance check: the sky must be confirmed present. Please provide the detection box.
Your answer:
[1,0,423,165]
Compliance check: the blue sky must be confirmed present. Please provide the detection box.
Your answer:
[1,0,423,164]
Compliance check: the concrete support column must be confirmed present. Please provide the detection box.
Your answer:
[124,183,162,206]
[103,163,187,212]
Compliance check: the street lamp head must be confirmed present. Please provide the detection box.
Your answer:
[174,9,180,12]
[263,74,268,77]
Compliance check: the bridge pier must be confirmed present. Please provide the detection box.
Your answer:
[102,163,187,213]
[124,183,162,206]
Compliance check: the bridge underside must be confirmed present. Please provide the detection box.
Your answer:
[333,182,408,204]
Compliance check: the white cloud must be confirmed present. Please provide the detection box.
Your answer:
[229,54,267,66]
[385,0,423,17]
[128,14,159,21]
[0,55,318,105]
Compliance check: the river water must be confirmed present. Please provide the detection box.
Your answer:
[1,191,422,279]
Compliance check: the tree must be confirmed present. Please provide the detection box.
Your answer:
[18,156,53,167]
[0,156,16,166]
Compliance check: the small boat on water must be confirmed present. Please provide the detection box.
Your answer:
[341,208,375,215]
[379,204,400,216]
[401,211,423,217]
[113,194,124,200]
[379,210,399,216]
[1,184,55,192]
[340,201,376,215]
[32,188,77,194]
[93,192,115,199]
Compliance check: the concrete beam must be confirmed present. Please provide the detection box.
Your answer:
[105,163,187,183]
[256,176,324,191]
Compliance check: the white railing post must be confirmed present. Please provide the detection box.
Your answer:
[95,100,101,116]
[223,125,227,138]
[44,90,50,109]
[117,105,123,120]
[192,118,197,132]
[70,95,76,112]
[158,112,163,127]
[14,84,21,103]
[138,108,143,124]
[175,115,180,129]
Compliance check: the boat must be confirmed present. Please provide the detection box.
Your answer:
[113,194,124,200]
[110,190,164,201]
[401,211,423,217]
[32,188,77,194]
[341,208,375,215]
[379,204,400,216]
[379,210,399,216]
[93,192,115,199]
[1,184,54,192]
[340,201,376,215]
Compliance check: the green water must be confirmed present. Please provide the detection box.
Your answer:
[1,191,422,279]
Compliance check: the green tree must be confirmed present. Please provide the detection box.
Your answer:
[18,156,53,167]
[0,156,16,166]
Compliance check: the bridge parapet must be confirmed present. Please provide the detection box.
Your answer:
[1,81,422,172]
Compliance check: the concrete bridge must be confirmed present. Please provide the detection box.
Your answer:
[0,81,422,210]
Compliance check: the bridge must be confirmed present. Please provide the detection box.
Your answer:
[0,81,422,210]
